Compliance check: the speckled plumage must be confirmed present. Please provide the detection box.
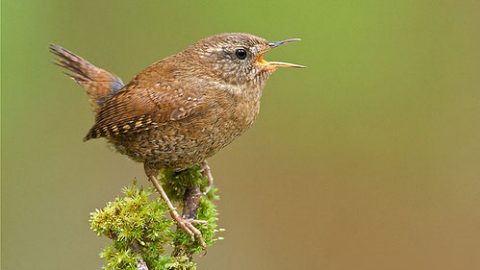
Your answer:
[50,33,303,243]
[101,69,264,170]
[84,33,274,170]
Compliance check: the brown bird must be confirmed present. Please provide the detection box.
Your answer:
[50,32,304,245]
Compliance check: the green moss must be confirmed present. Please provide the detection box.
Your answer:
[159,165,207,201]
[172,187,220,254]
[89,167,221,270]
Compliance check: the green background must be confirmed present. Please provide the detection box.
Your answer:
[2,1,480,269]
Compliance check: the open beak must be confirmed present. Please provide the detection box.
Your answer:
[257,38,305,69]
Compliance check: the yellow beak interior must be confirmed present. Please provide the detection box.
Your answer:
[256,38,305,68]
[256,53,305,68]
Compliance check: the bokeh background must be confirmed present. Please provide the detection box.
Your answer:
[2,1,480,269]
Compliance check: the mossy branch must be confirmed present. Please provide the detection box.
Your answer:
[90,166,221,270]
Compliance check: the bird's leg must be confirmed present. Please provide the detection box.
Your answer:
[200,160,214,194]
[144,163,206,247]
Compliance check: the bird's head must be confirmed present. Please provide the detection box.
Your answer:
[184,33,304,87]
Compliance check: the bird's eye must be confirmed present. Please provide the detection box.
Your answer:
[235,48,248,60]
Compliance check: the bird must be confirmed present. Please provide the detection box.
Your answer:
[50,32,304,245]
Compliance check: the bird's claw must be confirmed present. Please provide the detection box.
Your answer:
[186,218,208,225]
[200,161,214,195]
[173,213,207,248]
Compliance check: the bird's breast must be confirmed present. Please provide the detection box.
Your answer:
[232,96,261,131]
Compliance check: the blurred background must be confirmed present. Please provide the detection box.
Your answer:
[2,1,480,269]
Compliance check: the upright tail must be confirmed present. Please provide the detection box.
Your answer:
[49,44,124,113]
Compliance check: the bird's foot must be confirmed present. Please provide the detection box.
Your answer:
[200,160,214,195]
[171,210,207,248]
[145,169,208,248]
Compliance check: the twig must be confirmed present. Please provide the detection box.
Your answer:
[182,186,203,219]
[172,185,202,259]
[131,241,150,270]
[107,232,150,270]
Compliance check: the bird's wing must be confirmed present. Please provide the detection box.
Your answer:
[83,83,208,141]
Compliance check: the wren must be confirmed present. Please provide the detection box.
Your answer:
[50,33,304,245]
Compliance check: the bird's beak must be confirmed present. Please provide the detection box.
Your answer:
[257,38,305,69]
[268,38,302,48]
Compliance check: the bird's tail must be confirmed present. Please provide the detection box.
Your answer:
[49,44,124,113]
